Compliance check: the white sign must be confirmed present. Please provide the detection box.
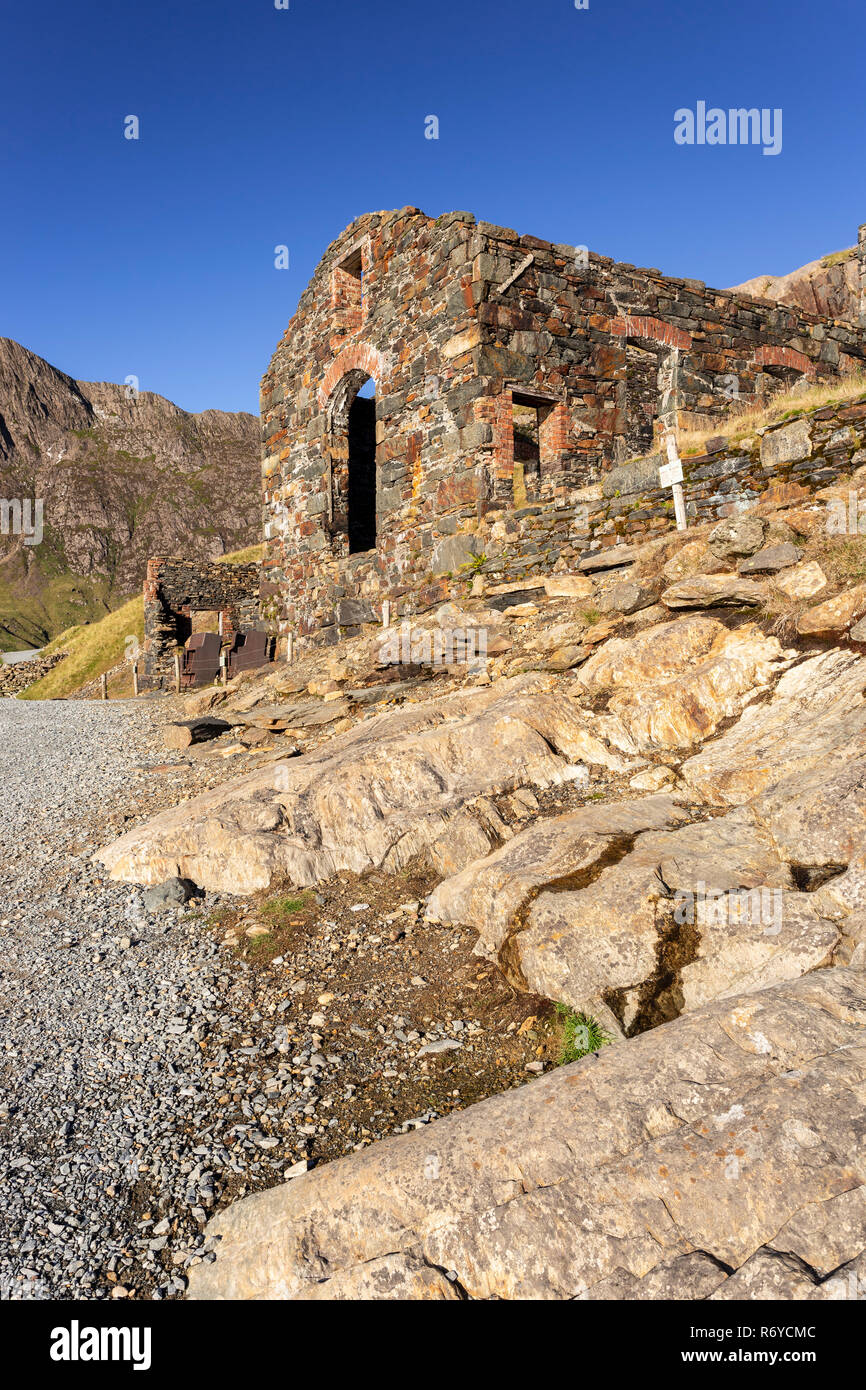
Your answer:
[659,459,684,488]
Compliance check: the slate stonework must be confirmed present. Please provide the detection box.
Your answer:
[260,207,866,643]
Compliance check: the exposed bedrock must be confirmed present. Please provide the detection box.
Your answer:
[188,969,866,1301]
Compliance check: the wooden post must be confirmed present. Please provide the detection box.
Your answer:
[660,432,688,532]
[174,653,181,694]
[132,662,139,697]
[101,673,108,701]
[382,600,391,629]
[286,632,294,665]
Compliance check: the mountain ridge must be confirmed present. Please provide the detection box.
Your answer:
[0,338,261,650]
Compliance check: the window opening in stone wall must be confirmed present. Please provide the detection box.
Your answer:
[328,368,379,554]
[512,397,541,499]
[511,391,562,503]
[333,248,364,327]
[624,340,660,457]
[341,380,375,558]
[347,382,377,552]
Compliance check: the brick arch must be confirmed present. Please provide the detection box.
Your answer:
[608,315,693,350]
[318,343,387,408]
[754,344,815,376]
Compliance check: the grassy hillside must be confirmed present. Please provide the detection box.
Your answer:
[20,544,265,701]
[0,549,128,653]
[19,595,145,700]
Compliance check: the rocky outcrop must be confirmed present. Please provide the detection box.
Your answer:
[430,795,846,1033]
[0,337,259,648]
[680,649,866,809]
[579,617,785,754]
[729,247,860,322]
[188,969,866,1300]
[97,674,639,894]
[97,616,793,893]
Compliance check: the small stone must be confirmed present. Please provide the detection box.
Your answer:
[416,1039,462,1058]
[143,877,200,912]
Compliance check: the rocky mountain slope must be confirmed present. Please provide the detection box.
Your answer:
[729,245,860,321]
[0,338,260,650]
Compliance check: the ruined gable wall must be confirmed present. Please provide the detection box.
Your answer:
[260,208,487,641]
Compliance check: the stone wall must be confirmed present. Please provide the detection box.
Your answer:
[860,223,866,325]
[580,391,866,551]
[143,557,262,687]
[261,207,866,644]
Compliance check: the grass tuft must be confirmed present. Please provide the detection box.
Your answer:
[260,893,311,928]
[553,1004,611,1064]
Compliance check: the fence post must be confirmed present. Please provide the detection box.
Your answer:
[101,673,108,701]
[287,632,294,665]
[174,653,181,694]
[132,662,139,697]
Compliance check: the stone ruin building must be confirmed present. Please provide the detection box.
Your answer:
[143,207,866,679]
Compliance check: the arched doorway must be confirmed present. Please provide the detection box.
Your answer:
[328,369,378,554]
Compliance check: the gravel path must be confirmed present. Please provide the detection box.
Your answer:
[0,697,285,1301]
[0,695,561,1302]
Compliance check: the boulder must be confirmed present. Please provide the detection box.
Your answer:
[738,543,801,575]
[578,545,639,572]
[187,970,866,1301]
[708,514,767,559]
[543,573,594,599]
[596,580,658,616]
[774,560,828,600]
[662,573,768,608]
[142,877,200,912]
[760,418,812,467]
[797,584,866,637]
[662,538,713,583]
[163,717,232,750]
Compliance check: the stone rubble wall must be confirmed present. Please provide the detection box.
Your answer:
[143,558,261,688]
[260,206,866,645]
[581,392,866,553]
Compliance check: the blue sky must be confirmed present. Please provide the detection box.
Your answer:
[2,0,863,414]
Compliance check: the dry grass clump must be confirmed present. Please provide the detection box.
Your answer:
[678,371,866,457]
